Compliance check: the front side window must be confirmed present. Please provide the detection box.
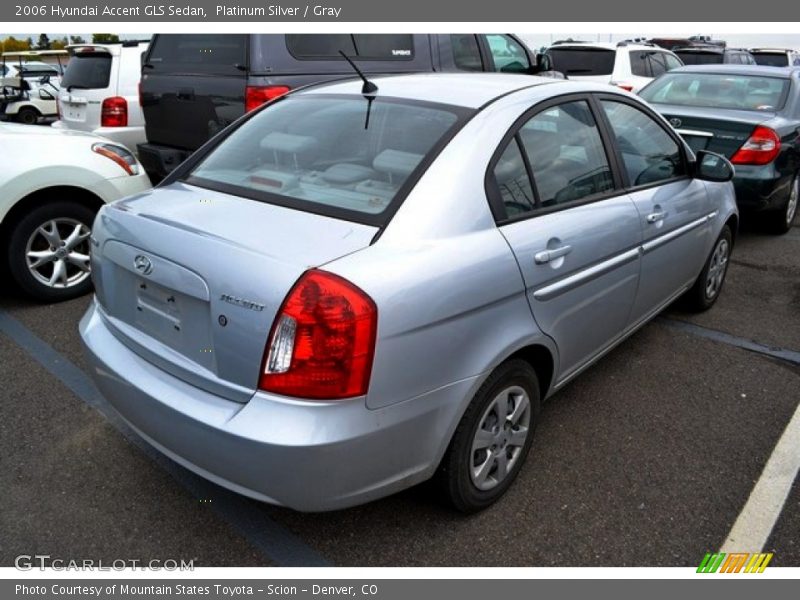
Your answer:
[187,95,466,223]
[517,100,614,209]
[600,100,685,187]
[450,34,483,72]
[485,35,530,73]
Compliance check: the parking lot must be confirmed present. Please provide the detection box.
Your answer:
[1,217,797,568]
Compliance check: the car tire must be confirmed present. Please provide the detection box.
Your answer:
[436,359,541,513]
[765,173,798,235]
[682,225,733,312]
[15,107,40,125]
[6,201,96,302]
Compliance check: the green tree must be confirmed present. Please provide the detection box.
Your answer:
[1,36,33,52]
[36,33,51,50]
[92,33,120,44]
[51,37,68,50]
[69,35,86,44]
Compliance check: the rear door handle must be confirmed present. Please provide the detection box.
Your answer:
[646,211,667,223]
[534,244,572,264]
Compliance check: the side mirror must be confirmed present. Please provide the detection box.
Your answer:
[695,150,735,182]
[39,89,54,100]
[535,53,553,73]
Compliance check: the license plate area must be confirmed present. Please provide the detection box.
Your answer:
[135,279,183,339]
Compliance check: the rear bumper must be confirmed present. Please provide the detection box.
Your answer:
[79,300,475,511]
[137,142,193,180]
[733,165,791,212]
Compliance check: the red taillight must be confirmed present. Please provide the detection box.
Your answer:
[259,270,378,400]
[101,96,128,127]
[612,82,635,92]
[731,125,781,165]
[245,85,290,112]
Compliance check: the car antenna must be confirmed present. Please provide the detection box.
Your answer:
[338,50,378,130]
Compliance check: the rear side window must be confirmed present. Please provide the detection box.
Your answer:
[186,96,467,224]
[286,35,414,60]
[61,53,112,89]
[600,101,685,186]
[491,140,535,216]
[146,34,246,75]
[450,34,483,71]
[753,53,789,67]
[548,48,615,76]
[675,51,724,65]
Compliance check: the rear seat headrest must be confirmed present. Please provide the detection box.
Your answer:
[260,132,317,154]
[373,149,424,177]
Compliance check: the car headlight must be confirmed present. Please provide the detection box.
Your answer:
[92,142,140,176]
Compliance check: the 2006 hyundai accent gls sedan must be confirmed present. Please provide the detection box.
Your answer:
[80,73,738,513]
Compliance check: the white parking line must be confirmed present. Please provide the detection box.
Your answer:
[720,398,800,553]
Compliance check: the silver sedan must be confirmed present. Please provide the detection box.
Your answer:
[80,73,738,512]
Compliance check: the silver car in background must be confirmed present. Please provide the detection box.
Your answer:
[80,73,738,512]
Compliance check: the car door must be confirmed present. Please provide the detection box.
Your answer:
[488,96,643,382]
[596,95,712,325]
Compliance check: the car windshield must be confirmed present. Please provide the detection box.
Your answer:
[640,72,790,112]
[186,95,469,224]
[547,47,615,75]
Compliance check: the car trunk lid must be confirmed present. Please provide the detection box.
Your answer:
[655,103,775,158]
[92,182,377,402]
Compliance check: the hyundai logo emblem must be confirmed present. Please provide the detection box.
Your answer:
[134,254,154,275]
[669,117,682,128]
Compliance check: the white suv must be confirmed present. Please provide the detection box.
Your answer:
[546,40,683,92]
[52,41,149,154]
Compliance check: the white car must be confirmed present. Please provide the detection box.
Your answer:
[1,52,66,124]
[546,40,683,92]
[0,122,151,301]
[52,42,149,153]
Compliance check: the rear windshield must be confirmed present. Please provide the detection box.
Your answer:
[286,35,414,60]
[752,52,789,67]
[640,72,790,112]
[185,95,470,225]
[146,34,246,75]
[548,47,615,76]
[674,51,724,65]
[60,53,111,89]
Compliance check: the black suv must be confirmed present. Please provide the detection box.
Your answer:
[673,46,757,66]
[138,34,556,179]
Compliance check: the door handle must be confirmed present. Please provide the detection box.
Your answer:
[646,211,667,223]
[534,244,572,264]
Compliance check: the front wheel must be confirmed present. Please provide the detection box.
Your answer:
[15,107,40,125]
[6,201,96,302]
[682,225,732,312]
[436,359,541,513]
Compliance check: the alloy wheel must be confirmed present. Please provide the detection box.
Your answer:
[24,218,92,289]
[704,237,729,300]
[786,175,799,227]
[470,385,531,491]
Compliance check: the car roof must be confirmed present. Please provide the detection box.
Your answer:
[750,48,795,53]
[300,72,560,109]
[670,64,800,78]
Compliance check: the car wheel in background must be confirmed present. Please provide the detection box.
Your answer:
[436,359,541,513]
[683,225,733,312]
[766,173,798,235]
[6,201,96,302]
[15,107,40,125]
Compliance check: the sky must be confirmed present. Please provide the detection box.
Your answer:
[3,33,800,50]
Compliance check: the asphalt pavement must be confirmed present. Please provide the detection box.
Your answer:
[1,219,798,568]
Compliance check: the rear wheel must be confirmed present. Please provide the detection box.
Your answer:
[436,359,540,513]
[682,225,732,312]
[15,107,40,125]
[765,173,798,235]
[6,201,96,302]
